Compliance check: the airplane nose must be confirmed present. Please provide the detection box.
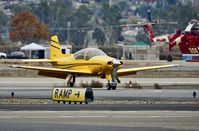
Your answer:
[107,59,123,66]
[112,59,122,67]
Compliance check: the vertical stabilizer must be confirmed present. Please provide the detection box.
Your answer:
[50,35,64,60]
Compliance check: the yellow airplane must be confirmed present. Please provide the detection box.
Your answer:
[11,35,179,90]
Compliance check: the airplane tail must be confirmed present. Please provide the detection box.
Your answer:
[50,35,66,60]
[50,36,64,60]
[144,24,155,46]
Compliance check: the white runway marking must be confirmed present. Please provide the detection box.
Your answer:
[0,115,193,119]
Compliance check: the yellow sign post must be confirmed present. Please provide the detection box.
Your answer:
[52,87,94,104]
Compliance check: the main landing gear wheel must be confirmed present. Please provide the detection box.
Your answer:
[107,83,117,90]
[107,86,111,90]
[111,86,116,90]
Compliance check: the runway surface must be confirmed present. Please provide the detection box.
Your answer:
[0,110,198,131]
[1,78,199,131]
[0,89,198,100]
[0,77,199,86]
[0,104,199,111]
[0,78,198,99]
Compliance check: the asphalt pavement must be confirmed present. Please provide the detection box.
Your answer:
[0,104,199,111]
[0,110,198,131]
[0,89,198,100]
[0,77,198,99]
[0,77,199,131]
[0,77,199,86]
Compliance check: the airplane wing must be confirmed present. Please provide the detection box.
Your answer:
[22,59,57,63]
[117,64,179,76]
[10,65,93,79]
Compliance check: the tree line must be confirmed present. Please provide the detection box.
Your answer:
[0,0,198,46]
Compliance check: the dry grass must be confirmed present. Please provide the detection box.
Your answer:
[80,80,103,88]
[90,80,103,88]
[79,81,90,88]
[154,83,162,89]
[124,81,142,89]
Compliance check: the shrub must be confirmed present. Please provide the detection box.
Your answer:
[124,81,142,89]
[90,80,103,88]
[154,83,162,89]
[79,81,90,88]
[80,80,103,88]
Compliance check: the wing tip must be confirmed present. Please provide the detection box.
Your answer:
[173,64,180,67]
[9,65,19,68]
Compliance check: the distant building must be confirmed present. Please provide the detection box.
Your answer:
[120,41,160,60]
[20,43,72,59]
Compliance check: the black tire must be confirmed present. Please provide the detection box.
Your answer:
[74,102,77,104]
[63,101,66,104]
[69,101,71,104]
[107,83,117,90]
[85,102,88,104]
[111,86,117,90]
[167,55,173,62]
[107,83,111,90]
[107,86,111,90]
[80,102,82,104]
[0,56,5,59]
[57,101,60,104]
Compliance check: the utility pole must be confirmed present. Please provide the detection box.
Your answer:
[147,9,152,22]
[67,21,71,44]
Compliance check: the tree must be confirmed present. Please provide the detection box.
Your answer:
[0,10,8,43]
[0,10,8,26]
[0,35,3,45]
[9,11,50,44]
[69,5,93,46]
[101,3,122,45]
[92,28,106,45]
[30,0,73,42]
[135,3,199,39]
[167,0,177,5]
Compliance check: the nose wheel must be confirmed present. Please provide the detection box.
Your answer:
[105,59,122,90]
[107,82,117,90]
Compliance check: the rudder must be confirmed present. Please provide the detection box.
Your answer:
[50,35,64,60]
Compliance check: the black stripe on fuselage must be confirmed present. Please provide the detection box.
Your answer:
[51,39,60,45]
[54,63,101,69]
[51,45,60,50]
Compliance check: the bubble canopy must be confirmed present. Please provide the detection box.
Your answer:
[74,48,107,60]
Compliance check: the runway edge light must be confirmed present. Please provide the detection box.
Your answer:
[52,87,94,104]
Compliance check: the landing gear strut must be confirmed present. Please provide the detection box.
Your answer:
[66,75,76,87]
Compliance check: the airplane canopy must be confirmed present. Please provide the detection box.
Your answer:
[74,48,107,60]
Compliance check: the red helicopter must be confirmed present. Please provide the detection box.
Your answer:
[123,8,199,62]
[96,9,199,62]
[143,19,199,62]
